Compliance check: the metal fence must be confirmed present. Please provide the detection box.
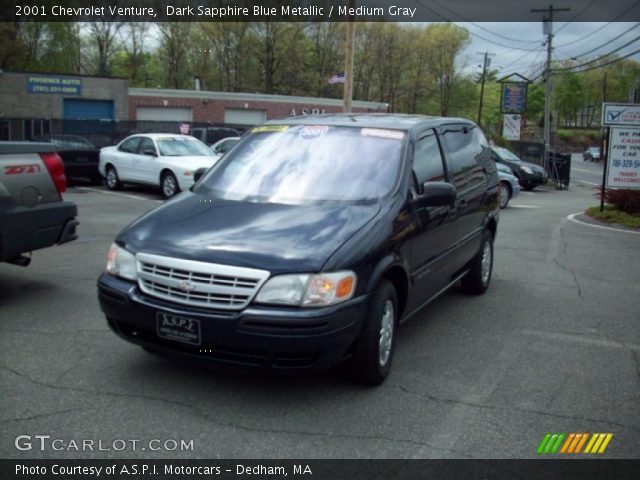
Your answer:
[0,118,253,149]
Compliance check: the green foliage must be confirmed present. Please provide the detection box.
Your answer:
[586,205,640,229]
[597,188,640,215]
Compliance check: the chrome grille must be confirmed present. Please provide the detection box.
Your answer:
[136,253,270,310]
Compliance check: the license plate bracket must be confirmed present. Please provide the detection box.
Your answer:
[156,312,201,346]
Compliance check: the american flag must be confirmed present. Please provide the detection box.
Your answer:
[328,72,345,84]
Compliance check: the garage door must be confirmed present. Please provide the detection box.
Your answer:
[63,99,114,120]
[137,107,193,122]
[224,109,266,126]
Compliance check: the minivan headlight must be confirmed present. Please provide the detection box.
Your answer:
[255,271,356,307]
[106,243,138,281]
[521,166,534,174]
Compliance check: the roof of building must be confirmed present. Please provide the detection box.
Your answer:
[129,88,388,110]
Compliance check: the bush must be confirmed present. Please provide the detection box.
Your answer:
[596,188,640,214]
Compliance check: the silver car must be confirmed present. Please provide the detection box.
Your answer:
[496,162,520,209]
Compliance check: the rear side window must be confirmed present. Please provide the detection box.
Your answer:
[413,130,445,184]
[119,137,141,153]
[440,124,490,189]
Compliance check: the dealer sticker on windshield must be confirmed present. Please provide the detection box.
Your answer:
[361,128,404,140]
[299,125,329,138]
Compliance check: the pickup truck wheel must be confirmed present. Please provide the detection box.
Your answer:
[461,229,493,295]
[499,181,511,209]
[161,171,180,199]
[105,166,122,190]
[351,280,397,386]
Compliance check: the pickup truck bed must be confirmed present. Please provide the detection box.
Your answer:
[0,142,78,265]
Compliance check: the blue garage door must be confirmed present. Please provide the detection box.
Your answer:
[63,99,114,120]
[63,99,115,135]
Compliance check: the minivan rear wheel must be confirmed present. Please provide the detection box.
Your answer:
[461,229,493,295]
[351,280,397,386]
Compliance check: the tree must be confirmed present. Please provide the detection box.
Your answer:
[83,21,123,76]
[422,24,470,116]
[157,22,192,89]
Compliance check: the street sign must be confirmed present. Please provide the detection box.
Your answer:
[605,127,640,189]
[602,103,640,126]
[501,83,527,114]
[502,114,521,140]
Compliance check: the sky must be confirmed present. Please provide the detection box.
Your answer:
[458,21,640,78]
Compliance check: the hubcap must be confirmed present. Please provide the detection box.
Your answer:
[379,299,395,367]
[481,240,492,285]
[107,170,116,188]
[499,184,509,208]
[163,175,176,197]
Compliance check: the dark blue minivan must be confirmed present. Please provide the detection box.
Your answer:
[98,114,499,385]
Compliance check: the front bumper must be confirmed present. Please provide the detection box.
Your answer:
[97,273,368,373]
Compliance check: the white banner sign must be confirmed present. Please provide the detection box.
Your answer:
[606,127,640,189]
[502,114,521,141]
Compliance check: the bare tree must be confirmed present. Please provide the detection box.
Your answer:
[84,21,122,76]
[157,22,192,89]
[119,22,149,83]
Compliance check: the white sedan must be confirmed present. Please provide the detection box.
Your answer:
[99,134,220,198]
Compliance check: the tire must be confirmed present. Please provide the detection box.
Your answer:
[161,171,180,199]
[460,229,493,295]
[351,280,398,386]
[105,165,122,190]
[499,181,511,209]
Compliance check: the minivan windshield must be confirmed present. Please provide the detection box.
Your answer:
[196,125,405,204]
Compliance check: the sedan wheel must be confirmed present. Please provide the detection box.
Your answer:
[161,172,180,199]
[499,182,511,209]
[105,166,122,190]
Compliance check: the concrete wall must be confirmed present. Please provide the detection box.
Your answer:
[0,72,128,120]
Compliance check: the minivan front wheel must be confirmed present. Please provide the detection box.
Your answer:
[352,280,397,386]
[461,229,493,295]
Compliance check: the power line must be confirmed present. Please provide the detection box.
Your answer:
[500,45,546,71]
[554,0,640,48]
[554,34,640,71]
[412,0,542,50]
[553,47,640,74]
[563,23,640,60]
[426,0,541,44]
[554,0,600,34]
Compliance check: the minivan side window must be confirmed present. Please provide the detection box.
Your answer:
[413,130,446,184]
[119,137,141,153]
[440,125,485,189]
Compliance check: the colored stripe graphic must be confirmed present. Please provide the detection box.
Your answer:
[539,433,613,454]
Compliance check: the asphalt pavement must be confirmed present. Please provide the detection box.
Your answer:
[1,179,638,459]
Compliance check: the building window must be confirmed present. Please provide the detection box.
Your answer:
[23,119,51,140]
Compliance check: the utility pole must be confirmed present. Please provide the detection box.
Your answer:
[477,52,495,127]
[531,5,570,170]
[343,0,356,113]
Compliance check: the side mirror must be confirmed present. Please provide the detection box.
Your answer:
[412,182,457,208]
[142,148,156,156]
[193,167,208,183]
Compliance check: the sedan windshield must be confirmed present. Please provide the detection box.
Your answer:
[197,125,405,204]
[156,137,213,156]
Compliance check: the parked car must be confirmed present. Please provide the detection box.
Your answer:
[210,136,240,159]
[0,142,78,266]
[491,146,548,191]
[583,146,601,162]
[34,134,101,184]
[99,134,219,198]
[98,115,499,385]
[190,126,241,147]
[496,162,520,209]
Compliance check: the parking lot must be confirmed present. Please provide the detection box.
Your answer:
[1,158,639,459]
